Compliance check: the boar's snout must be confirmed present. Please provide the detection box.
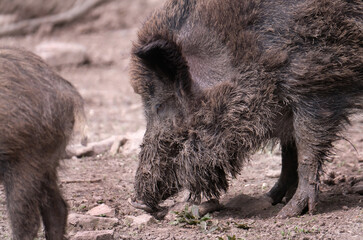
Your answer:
[129,196,169,220]
[133,171,180,212]
[129,197,169,219]
[128,196,159,213]
[133,130,183,212]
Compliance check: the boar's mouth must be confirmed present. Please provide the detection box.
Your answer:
[131,179,180,212]
[128,197,157,213]
[129,196,169,219]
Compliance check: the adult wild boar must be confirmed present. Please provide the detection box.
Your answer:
[0,47,85,240]
[129,0,363,218]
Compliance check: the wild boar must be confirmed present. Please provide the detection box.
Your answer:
[129,0,363,218]
[0,47,85,240]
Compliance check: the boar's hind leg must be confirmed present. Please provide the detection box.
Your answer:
[267,140,298,205]
[40,171,67,240]
[3,162,42,240]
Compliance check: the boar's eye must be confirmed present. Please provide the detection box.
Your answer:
[154,103,164,115]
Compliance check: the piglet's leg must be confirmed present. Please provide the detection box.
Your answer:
[4,162,42,240]
[40,172,68,240]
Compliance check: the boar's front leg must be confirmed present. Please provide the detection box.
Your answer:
[277,112,326,218]
[278,141,319,218]
[267,140,298,205]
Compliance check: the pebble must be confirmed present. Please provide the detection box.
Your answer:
[0,14,17,25]
[351,181,363,195]
[266,170,280,178]
[87,204,115,217]
[68,213,118,231]
[35,42,88,67]
[71,230,114,240]
[125,214,155,226]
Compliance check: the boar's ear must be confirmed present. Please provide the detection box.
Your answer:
[134,39,191,96]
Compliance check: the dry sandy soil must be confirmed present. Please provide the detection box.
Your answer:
[0,0,362,239]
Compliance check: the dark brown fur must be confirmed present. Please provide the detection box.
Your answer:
[0,47,85,239]
[130,0,363,217]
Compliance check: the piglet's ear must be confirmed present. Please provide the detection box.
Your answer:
[134,39,191,95]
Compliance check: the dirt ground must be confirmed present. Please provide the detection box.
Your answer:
[0,0,362,239]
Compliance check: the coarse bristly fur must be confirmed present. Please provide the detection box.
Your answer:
[130,0,363,217]
[0,47,85,240]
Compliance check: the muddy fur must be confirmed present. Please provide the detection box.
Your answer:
[130,0,363,216]
[0,47,84,240]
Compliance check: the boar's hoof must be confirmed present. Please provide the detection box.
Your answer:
[277,187,318,218]
[198,199,223,217]
[151,208,168,220]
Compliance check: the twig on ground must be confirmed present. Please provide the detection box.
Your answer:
[0,0,108,37]
[65,135,127,158]
[61,178,103,184]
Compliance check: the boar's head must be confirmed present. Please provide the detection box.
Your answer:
[129,35,271,213]
[130,38,193,212]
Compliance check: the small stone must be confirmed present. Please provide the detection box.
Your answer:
[266,170,280,178]
[342,206,349,210]
[351,181,363,195]
[68,213,118,232]
[0,14,17,25]
[35,42,88,67]
[71,230,114,240]
[87,204,115,217]
[125,214,155,226]
[93,196,104,203]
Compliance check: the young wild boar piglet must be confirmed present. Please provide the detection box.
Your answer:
[0,47,85,240]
